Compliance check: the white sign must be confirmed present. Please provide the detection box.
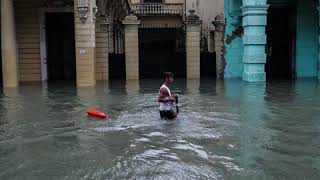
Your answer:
[80,48,86,54]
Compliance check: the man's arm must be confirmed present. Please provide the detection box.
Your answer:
[158,88,175,103]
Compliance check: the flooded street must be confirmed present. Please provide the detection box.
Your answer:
[0,79,319,179]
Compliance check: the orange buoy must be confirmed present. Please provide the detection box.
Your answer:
[86,110,108,119]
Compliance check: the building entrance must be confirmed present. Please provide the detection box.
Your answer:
[266,6,295,80]
[46,13,76,81]
[139,28,186,78]
[201,51,216,78]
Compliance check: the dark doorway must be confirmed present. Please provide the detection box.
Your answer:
[46,13,76,81]
[201,52,216,78]
[266,6,296,80]
[109,21,126,79]
[109,53,126,79]
[139,28,186,78]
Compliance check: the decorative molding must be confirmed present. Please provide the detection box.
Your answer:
[97,0,130,21]
[185,10,201,25]
[122,14,141,25]
[243,54,266,63]
[241,5,269,17]
[76,0,89,23]
[43,0,74,8]
[243,71,266,82]
[242,16,267,26]
[243,35,266,45]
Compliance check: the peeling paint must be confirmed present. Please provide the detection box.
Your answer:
[226,26,243,44]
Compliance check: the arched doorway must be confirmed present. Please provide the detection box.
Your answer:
[97,0,131,80]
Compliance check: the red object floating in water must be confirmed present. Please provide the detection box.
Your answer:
[86,110,108,119]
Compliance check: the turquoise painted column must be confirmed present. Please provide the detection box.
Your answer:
[318,4,320,80]
[241,0,269,82]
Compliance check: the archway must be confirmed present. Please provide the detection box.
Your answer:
[97,0,131,80]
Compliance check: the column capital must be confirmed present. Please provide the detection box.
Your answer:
[122,14,140,25]
[241,5,269,16]
[185,10,202,25]
[213,14,225,32]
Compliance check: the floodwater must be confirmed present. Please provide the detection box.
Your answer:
[0,79,319,180]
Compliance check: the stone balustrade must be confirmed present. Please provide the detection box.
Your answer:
[131,3,183,16]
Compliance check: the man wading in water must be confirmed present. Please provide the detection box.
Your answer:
[158,72,179,119]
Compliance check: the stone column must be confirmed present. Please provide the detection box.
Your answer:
[95,17,110,80]
[1,0,18,87]
[317,5,320,80]
[241,0,269,82]
[186,10,201,79]
[74,0,97,87]
[122,14,140,80]
[213,14,225,79]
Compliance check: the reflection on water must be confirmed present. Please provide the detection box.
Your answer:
[0,79,319,179]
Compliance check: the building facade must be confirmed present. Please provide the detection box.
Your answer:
[224,0,320,82]
[1,0,224,88]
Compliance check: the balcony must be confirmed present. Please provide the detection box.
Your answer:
[131,3,184,16]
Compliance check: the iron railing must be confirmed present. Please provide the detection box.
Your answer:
[131,3,183,16]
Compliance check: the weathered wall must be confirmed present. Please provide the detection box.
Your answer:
[15,0,41,82]
[224,0,243,78]
[186,0,224,20]
[225,0,319,79]
[296,0,318,77]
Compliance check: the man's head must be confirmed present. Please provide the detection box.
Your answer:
[163,72,174,84]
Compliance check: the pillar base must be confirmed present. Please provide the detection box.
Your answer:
[242,72,266,82]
